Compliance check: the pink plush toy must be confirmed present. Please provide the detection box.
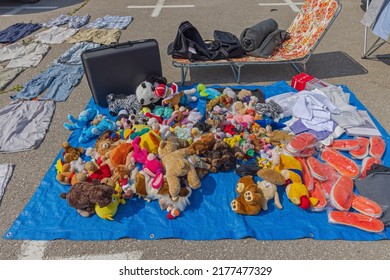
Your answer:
[132,136,148,164]
[143,153,164,189]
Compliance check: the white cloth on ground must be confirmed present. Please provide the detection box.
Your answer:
[266,92,298,118]
[34,26,78,44]
[0,163,14,203]
[314,86,365,129]
[0,42,50,68]
[0,100,55,153]
[292,91,338,132]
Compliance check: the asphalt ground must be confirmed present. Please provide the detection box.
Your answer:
[0,0,390,260]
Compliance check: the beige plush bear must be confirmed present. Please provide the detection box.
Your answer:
[158,140,201,201]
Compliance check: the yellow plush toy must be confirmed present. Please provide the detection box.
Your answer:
[273,154,303,185]
[286,182,318,210]
[95,184,125,220]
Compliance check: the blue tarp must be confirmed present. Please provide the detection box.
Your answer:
[4,81,390,241]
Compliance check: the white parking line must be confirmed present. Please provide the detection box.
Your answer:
[19,240,143,260]
[128,0,194,17]
[1,5,58,17]
[259,1,303,12]
[19,241,47,260]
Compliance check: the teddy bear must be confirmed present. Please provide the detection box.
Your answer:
[55,160,88,186]
[62,142,84,163]
[230,175,263,215]
[231,175,283,215]
[158,140,201,201]
[187,132,216,156]
[60,180,117,217]
[204,141,244,173]
[237,89,252,102]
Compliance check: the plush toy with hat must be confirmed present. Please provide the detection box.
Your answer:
[135,75,168,107]
[158,84,197,111]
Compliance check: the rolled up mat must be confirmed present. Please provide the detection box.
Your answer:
[240,18,278,52]
[248,29,290,58]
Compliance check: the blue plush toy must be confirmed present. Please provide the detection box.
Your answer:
[79,117,116,143]
[197,84,221,100]
[64,108,99,130]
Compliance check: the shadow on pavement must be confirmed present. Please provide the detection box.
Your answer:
[185,51,368,85]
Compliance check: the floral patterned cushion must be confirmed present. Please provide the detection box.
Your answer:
[173,0,340,64]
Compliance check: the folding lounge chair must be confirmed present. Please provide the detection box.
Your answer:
[171,0,342,84]
[362,0,390,59]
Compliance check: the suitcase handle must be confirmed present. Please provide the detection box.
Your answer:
[113,39,156,49]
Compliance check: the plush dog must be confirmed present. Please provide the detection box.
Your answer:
[60,180,117,217]
[158,140,201,201]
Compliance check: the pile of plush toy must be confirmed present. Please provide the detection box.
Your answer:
[56,76,387,232]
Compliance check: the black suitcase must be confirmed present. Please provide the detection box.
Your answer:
[81,39,162,107]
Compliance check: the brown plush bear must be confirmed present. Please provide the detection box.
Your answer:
[231,175,263,215]
[204,141,244,173]
[231,175,283,215]
[62,142,84,163]
[60,180,117,217]
[94,131,121,160]
[158,140,201,201]
[237,89,252,101]
[55,161,88,186]
[187,132,216,155]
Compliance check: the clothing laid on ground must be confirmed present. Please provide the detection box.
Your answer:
[11,63,84,102]
[315,87,365,129]
[34,26,78,44]
[289,118,335,140]
[0,163,14,203]
[0,100,55,153]
[53,42,100,65]
[292,91,337,132]
[85,15,133,29]
[0,23,41,44]
[372,0,390,40]
[0,42,50,68]
[67,28,120,45]
[42,14,91,29]
[0,67,25,90]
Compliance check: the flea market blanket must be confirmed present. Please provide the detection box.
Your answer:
[4,81,390,241]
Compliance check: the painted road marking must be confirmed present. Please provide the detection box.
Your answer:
[128,0,194,17]
[19,241,143,260]
[1,5,58,17]
[259,0,303,12]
